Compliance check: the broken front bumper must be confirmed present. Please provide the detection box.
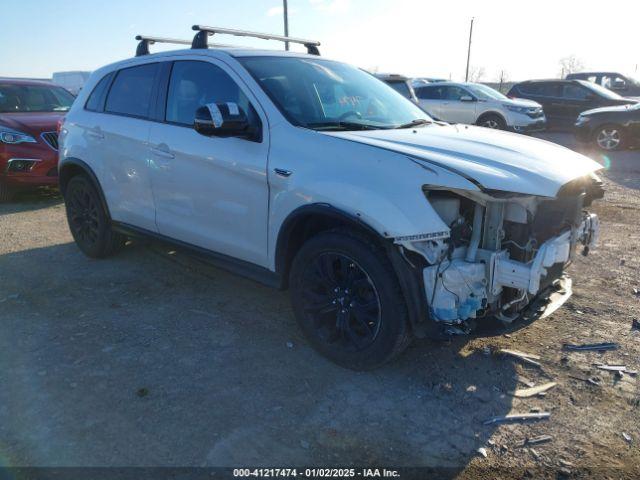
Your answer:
[423,212,600,323]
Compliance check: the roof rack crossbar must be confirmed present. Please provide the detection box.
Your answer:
[135,35,192,56]
[191,25,321,55]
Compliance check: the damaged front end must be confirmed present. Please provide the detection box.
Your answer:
[396,174,604,334]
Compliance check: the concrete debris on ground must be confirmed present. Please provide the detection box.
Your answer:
[519,435,553,447]
[563,342,619,351]
[512,382,557,398]
[568,374,601,386]
[483,412,551,425]
[594,364,638,375]
[498,349,542,368]
[514,374,535,388]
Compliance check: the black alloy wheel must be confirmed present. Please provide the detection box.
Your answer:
[300,252,382,351]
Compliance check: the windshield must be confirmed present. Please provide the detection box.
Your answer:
[466,84,508,101]
[239,57,431,130]
[0,84,75,113]
[579,80,624,100]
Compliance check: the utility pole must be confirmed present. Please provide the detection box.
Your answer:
[465,17,474,82]
[283,0,290,51]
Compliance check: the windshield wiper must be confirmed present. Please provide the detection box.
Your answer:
[395,119,433,129]
[308,121,388,131]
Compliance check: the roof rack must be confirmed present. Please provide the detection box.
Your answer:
[135,35,192,56]
[191,25,321,55]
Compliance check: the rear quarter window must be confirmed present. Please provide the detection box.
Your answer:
[105,63,160,118]
[84,73,113,112]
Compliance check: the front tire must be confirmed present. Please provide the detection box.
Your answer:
[64,175,125,258]
[595,124,624,151]
[289,230,412,370]
[477,114,506,130]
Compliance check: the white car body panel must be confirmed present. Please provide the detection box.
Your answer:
[325,125,601,197]
[146,55,271,267]
[60,48,603,329]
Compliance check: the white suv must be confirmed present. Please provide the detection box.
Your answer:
[415,82,546,132]
[59,27,603,369]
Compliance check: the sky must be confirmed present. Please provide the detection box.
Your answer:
[1,0,639,82]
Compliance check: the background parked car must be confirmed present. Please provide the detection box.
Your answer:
[411,77,447,87]
[567,72,640,99]
[0,79,74,201]
[374,73,419,103]
[414,81,545,132]
[508,79,637,130]
[575,102,640,151]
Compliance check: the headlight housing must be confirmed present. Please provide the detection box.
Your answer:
[503,104,535,114]
[575,115,591,126]
[0,127,37,144]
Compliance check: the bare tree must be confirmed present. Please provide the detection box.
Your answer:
[496,70,510,93]
[558,55,584,78]
[467,66,485,82]
[496,70,510,83]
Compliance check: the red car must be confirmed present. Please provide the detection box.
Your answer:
[0,79,75,201]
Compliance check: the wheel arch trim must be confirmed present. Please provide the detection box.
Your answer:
[59,157,111,219]
[477,110,507,125]
[275,203,431,335]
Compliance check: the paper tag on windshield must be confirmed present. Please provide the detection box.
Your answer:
[227,102,239,116]
[206,103,223,127]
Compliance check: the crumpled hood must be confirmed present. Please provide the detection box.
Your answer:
[0,112,64,135]
[325,124,602,197]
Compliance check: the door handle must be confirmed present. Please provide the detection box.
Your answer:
[274,168,292,177]
[87,129,104,140]
[150,147,175,159]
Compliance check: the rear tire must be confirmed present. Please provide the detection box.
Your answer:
[64,175,125,258]
[289,229,412,370]
[477,114,506,130]
[0,182,14,202]
[594,124,624,151]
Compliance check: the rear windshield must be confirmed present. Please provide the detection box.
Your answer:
[0,84,75,113]
[386,81,412,99]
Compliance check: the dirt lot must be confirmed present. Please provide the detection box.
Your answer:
[0,134,639,478]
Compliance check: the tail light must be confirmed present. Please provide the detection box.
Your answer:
[57,117,66,135]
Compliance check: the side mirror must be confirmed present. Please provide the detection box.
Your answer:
[460,95,474,102]
[194,102,252,138]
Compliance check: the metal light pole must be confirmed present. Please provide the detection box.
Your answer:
[283,0,290,51]
[465,17,474,82]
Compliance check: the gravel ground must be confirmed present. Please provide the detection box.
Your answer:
[0,134,638,478]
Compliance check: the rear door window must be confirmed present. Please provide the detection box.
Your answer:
[562,84,590,100]
[415,86,441,100]
[520,83,561,97]
[105,63,159,118]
